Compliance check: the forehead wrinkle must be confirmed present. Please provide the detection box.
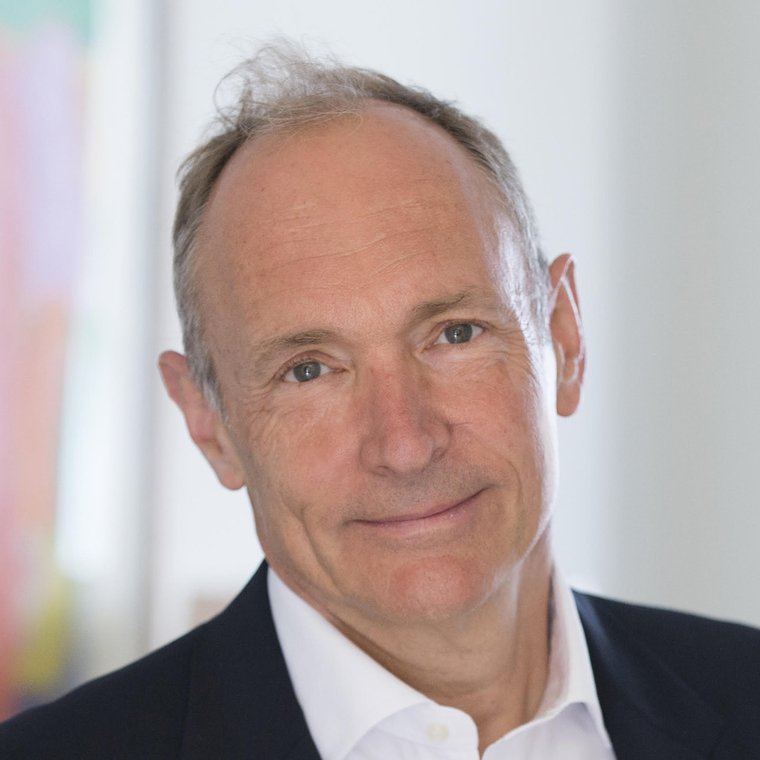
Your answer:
[248,221,447,282]
[261,195,452,250]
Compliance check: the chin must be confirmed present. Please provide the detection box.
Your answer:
[372,554,506,625]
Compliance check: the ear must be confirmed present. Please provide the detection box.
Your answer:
[158,350,246,490]
[547,254,585,417]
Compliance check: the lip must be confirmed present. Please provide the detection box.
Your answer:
[353,489,485,534]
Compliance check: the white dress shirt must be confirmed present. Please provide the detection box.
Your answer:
[269,568,616,759]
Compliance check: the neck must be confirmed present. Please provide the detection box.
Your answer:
[330,542,554,754]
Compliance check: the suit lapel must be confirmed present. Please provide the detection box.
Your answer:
[180,563,321,760]
[575,592,723,760]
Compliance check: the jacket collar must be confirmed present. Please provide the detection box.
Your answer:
[176,564,726,760]
[575,591,724,759]
[181,563,321,760]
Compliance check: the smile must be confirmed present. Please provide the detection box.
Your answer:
[352,489,486,537]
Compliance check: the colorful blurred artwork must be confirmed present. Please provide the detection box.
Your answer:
[0,0,90,719]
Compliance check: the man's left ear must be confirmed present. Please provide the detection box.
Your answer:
[547,254,585,417]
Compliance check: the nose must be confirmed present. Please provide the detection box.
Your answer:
[358,360,451,477]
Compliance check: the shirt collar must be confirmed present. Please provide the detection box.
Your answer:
[534,570,612,747]
[268,567,612,759]
[268,570,429,759]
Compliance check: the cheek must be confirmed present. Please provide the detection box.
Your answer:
[447,353,542,438]
[244,386,347,459]
[453,355,557,504]
[238,393,359,526]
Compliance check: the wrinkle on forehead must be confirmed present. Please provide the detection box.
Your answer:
[220,176,482,250]
[257,226,444,280]
[257,196,446,257]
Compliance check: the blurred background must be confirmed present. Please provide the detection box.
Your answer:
[1,0,758,718]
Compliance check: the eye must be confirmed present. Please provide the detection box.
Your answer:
[282,360,331,383]
[435,322,484,345]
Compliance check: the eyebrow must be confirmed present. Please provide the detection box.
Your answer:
[254,329,341,368]
[407,290,485,324]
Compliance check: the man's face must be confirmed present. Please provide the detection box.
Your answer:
[166,105,582,635]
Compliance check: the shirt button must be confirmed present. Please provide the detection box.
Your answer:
[426,722,450,742]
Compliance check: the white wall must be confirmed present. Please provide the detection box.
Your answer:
[144,0,760,648]
[604,1,760,620]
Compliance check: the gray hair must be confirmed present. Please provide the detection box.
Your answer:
[173,41,548,411]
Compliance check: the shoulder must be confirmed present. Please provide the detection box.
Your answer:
[576,591,760,656]
[575,591,760,707]
[0,565,277,760]
[0,623,205,759]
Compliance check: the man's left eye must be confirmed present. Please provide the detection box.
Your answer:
[435,323,484,345]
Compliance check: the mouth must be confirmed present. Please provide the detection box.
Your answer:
[353,489,486,534]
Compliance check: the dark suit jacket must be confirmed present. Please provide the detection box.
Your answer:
[1,562,759,758]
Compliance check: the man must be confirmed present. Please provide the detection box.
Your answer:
[2,43,759,759]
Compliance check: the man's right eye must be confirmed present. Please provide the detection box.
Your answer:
[283,360,328,383]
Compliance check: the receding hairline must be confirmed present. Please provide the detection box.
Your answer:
[190,99,519,285]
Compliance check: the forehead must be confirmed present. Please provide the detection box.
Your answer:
[196,103,514,336]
